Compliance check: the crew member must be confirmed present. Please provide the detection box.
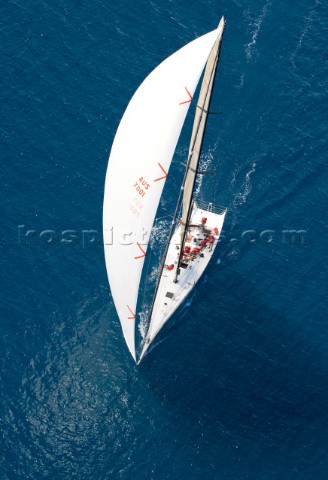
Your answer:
[164,264,174,271]
[208,235,214,251]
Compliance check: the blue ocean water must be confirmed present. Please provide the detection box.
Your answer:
[1,0,328,478]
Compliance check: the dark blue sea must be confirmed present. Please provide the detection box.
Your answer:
[1,0,328,478]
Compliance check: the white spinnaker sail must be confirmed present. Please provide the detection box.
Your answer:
[103,25,223,361]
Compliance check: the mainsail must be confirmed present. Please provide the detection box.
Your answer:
[103,20,225,361]
[179,30,224,252]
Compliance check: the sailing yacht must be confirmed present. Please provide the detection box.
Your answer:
[103,18,226,362]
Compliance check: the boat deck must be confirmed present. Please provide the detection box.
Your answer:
[139,205,226,361]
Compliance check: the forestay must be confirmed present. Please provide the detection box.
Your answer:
[103,25,224,361]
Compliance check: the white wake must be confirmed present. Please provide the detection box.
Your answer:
[245,1,271,60]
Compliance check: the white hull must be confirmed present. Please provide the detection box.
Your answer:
[139,205,226,362]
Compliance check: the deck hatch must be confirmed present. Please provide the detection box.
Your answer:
[165,292,174,299]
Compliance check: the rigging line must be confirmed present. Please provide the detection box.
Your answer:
[197,105,223,115]
[138,218,160,328]
[156,213,175,221]
[213,89,224,211]
[139,238,153,319]
[139,214,169,317]
[213,99,224,211]
[175,31,225,281]
[213,146,220,211]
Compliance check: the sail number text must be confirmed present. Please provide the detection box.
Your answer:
[133,177,150,197]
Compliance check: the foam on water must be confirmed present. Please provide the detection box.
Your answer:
[290,0,320,70]
[232,161,257,208]
[244,1,271,60]
[194,146,216,197]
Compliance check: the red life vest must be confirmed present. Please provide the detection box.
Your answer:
[200,239,207,246]
[168,264,174,271]
[213,227,219,235]
[201,217,207,225]
[192,247,200,254]
[184,245,191,253]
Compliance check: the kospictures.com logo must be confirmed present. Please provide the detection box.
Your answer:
[17,225,309,249]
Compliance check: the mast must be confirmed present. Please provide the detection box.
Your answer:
[145,18,225,325]
[175,17,225,281]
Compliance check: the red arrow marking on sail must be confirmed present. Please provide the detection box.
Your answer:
[134,242,146,259]
[154,163,168,182]
[179,86,192,105]
[127,305,136,320]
